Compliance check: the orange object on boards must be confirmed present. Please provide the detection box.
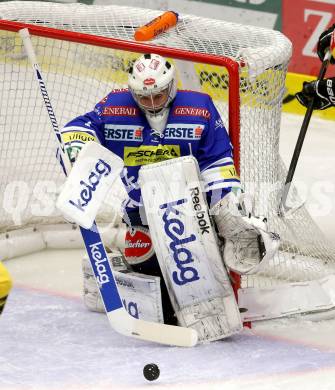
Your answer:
[134,11,178,41]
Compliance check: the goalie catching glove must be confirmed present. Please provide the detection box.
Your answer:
[211,192,280,275]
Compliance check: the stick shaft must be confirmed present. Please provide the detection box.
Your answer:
[279,52,330,215]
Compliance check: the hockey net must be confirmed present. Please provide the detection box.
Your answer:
[1,1,335,322]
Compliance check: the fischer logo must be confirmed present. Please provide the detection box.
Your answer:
[164,124,204,140]
[102,106,139,117]
[124,145,180,166]
[144,78,156,85]
[89,241,110,286]
[69,159,111,212]
[173,106,211,119]
[104,125,143,141]
[190,187,210,234]
[160,199,200,286]
[126,148,179,158]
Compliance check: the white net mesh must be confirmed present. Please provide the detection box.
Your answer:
[1,2,335,304]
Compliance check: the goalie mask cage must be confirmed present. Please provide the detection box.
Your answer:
[1,1,335,323]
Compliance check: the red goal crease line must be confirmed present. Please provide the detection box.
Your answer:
[0,18,241,173]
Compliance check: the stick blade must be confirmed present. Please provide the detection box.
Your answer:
[108,309,198,347]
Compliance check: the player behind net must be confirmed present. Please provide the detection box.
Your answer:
[58,53,279,342]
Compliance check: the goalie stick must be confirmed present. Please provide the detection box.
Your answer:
[19,28,197,347]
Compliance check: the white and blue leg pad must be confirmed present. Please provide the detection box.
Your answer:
[139,156,243,342]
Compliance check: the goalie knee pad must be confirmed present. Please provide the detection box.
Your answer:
[140,156,243,343]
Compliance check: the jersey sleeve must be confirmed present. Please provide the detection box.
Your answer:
[197,97,241,206]
[60,103,105,149]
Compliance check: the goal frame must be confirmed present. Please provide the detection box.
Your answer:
[4,14,334,324]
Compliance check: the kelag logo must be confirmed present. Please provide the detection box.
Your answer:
[89,241,110,287]
[69,159,111,212]
[160,198,200,286]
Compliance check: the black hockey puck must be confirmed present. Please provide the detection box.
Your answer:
[143,363,160,381]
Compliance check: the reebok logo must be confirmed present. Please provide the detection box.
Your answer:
[190,187,210,234]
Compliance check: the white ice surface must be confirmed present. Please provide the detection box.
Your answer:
[1,113,335,390]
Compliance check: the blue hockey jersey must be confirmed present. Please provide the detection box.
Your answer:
[61,89,240,212]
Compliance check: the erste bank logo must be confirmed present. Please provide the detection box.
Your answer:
[164,124,204,140]
[104,125,144,142]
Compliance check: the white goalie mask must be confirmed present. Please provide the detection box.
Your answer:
[128,54,177,117]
